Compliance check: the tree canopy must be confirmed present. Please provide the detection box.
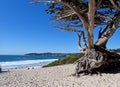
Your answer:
[32,0,120,52]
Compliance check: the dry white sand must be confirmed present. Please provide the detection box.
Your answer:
[0,64,120,87]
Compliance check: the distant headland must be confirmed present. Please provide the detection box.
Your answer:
[25,52,78,57]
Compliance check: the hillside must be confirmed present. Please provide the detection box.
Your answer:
[43,53,84,67]
[25,52,79,57]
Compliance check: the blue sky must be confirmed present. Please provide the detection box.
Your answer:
[0,0,120,55]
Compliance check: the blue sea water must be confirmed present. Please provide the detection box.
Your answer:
[0,55,63,70]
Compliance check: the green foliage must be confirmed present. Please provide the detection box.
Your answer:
[110,48,120,53]
[43,53,84,67]
[44,0,120,28]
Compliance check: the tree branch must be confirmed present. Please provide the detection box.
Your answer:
[60,28,83,33]
[96,25,116,48]
[59,1,89,31]
[77,31,88,52]
[96,14,112,21]
[98,27,103,38]
[109,0,120,11]
[54,11,76,20]
[95,13,120,47]
[98,25,109,39]
[77,32,83,51]
[30,0,55,3]
[61,28,87,52]
[96,0,103,10]
[34,0,89,30]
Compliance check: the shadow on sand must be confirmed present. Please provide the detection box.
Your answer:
[100,68,120,74]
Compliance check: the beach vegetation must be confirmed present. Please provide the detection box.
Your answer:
[43,53,84,67]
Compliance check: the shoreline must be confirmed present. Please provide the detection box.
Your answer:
[0,64,120,87]
[0,55,63,71]
[0,59,58,71]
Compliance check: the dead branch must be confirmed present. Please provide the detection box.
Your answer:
[77,32,83,51]
[61,28,88,52]
[77,31,88,52]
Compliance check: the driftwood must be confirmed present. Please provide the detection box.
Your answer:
[75,45,120,77]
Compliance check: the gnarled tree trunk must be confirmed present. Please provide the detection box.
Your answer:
[75,11,120,77]
[75,45,120,77]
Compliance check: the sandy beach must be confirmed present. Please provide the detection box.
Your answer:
[0,64,120,87]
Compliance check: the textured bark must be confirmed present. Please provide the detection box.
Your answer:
[75,46,120,77]
[95,12,120,47]
[95,24,117,47]
[87,0,95,49]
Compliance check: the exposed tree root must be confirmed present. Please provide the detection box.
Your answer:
[75,45,120,77]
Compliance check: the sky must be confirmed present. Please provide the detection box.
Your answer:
[0,0,120,55]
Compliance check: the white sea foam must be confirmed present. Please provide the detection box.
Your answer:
[0,59,58,70]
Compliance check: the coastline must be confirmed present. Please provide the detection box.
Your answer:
[0,64,120,87]
[1,59,57,71]
[0,55,61,71]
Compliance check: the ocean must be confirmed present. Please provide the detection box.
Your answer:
[0,55,63,71]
